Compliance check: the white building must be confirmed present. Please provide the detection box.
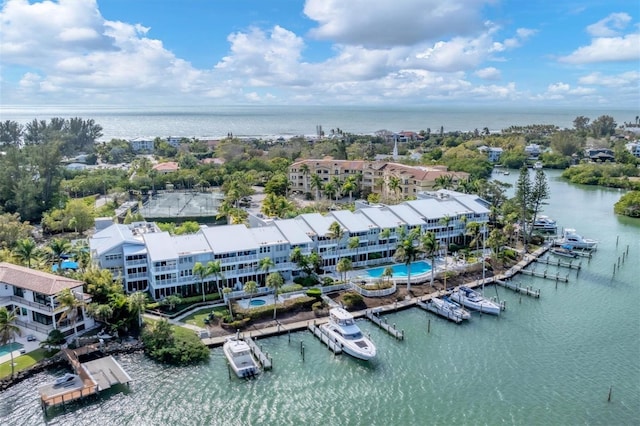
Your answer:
[129,137,154,153]
[89,191,489,300]
[625,141,640,158]
[0,263,95,340]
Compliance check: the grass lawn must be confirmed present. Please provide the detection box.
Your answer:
[0,348,59,379]
[181,307,228,328]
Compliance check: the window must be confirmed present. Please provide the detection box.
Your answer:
[13,287,24,298]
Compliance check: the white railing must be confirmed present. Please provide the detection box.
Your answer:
[349,280,397,297]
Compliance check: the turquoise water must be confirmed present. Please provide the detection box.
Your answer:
[364,261,432,278]
[249,300,266,307]
[0,342,22,357]
[0,170,638,425]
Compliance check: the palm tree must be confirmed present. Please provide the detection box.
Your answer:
[48,238,71,271]
[266,272,284,320]
[379,228,392,259]
[56,288,84,345]
[208,260,224,297]
[388,176,402,202]
[259,256,275,282]
[310,174,323,200]
[0,307,22,378]
[439,215,453,291]
[382,266,393,286]
[193,261,214,302]
[393,229,421,293]
[243,281,258,308]
[13,238,37,268]
[127,291,147,329]
[420,231,440,288]
[222,287,234,318]
[342,177,357,203]
[336,257,353,283]
[348,236,360,264]
[327,221,345,268]
[87,303,113,325]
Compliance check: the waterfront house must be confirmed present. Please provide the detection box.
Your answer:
[625,141,640,158]
[129,137,154,153]
[477,146,503,163]
[0,263,94,340]
[89,190,488,301]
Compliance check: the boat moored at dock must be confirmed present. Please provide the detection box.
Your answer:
[321,308,377,361]
[550,244,578,258]
[421,297,471,323]
[531,215,558,232]
[554,228,597,250]
[449,286,502,315]
[223,333,260,378]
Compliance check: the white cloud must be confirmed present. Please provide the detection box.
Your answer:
[586,12,632,37]
[304,0,490,48]
[475,67,501,80]
[559,33,640,63]
[578,71,640,88]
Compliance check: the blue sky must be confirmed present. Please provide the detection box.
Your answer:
[1,0,638,108]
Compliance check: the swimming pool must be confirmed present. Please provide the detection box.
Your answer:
[363,261,432,278]
[0,342,23,357]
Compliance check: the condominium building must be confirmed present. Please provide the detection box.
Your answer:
[0,263,95,339]
[89,190,488,301]
[288,159,469,199]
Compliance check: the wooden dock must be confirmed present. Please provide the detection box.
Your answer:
[537,257,582,270]
[495,279,541,298]
[307,322,342,354]
[519,268,569,282]
[244,336,272,370]
[365,310,405,340]
[416,300,463,323]
[39,346,132,410]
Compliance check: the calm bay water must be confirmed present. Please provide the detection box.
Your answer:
[0,105,635,141]
[1,170,638,425]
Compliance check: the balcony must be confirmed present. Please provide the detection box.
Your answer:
[4,295,53,313]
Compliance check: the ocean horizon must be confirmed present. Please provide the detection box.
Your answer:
[0,104,636,142]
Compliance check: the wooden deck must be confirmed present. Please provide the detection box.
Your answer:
[39,346,132,410]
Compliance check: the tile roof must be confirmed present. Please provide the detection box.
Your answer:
[0,262,84,295]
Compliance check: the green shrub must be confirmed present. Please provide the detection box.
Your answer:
[306,288,322,298]
[141,319,209,365]
[280,284,304,294]
[293,276,319,287]
[322,277,335,286]
[312,301,325,310]
[503,248,518,260]
[342,292,365,310]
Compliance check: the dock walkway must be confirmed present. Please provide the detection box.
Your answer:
[365,310,405,339]
[307,322,342,354]
[244,336,272,370]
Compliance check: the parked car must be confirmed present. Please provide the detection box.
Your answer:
[26,334,37,342]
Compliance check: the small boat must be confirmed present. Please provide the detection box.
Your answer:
[531,215,557,232]
[53,373,79,387]
[223,333,260,378]
[533,161,543,169]
[449,286,502,315]
[555,228,597,250]
[321,307,377,361]
[425,297,471,322]
[550,244,577,258]
[503,171,510,175]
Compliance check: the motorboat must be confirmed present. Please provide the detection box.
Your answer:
[223,333,260,378]
[533,161,543,169]
[550,244,577,258]
[53,373,79,387]
[321,307,377,361]
[531,215,557,232]
[555,228,597,250]
[423,297,471,322]
[449,286,502,315]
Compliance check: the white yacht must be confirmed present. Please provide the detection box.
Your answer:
[531,215,557,232]
[321,308,377,361]
[555,228,597,250]
[425,297,471,322]
[223,333,260,378]
[449,286,502,315]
